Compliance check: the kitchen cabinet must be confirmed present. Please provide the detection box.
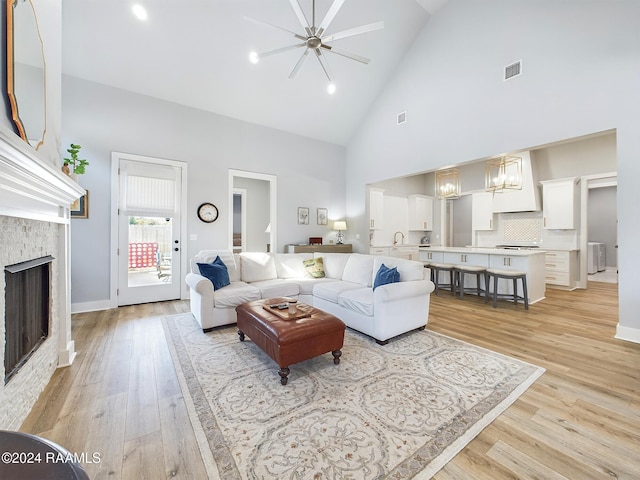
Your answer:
[424,247,546,303]
[371,246,420,260]
[369,188,384,230]
[471,192,494,231]
[443,252,489,267]
[544,250,578,289]
[540,177,579,230]
[389,245,420,260]
[419,250,443,263]
[407,194,433,231]
[489,254,529,272]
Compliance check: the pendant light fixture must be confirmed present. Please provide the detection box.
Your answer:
[435,168,461,199]
[485,155,523,193]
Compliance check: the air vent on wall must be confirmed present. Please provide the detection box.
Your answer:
[397,111,407,125]
[504,60,522,80]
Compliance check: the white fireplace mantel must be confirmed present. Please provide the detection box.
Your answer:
[0,129,84,223]
[1,127,84,369]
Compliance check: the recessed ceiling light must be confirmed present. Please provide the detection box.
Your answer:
[132,4,148,21]
[248,51,259,64]
[327,83,336,95]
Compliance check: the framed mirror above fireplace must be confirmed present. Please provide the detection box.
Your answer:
[6,0,47,150]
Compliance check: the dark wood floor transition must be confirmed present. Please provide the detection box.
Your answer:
[21,282,640,479]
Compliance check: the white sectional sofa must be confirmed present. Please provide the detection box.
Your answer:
[185,250,435,344]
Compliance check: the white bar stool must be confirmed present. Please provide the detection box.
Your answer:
[453,265,486,299]
[426,262,456,295]
[484,268,529,309]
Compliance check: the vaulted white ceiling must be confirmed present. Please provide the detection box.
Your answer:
[62,1,449,146]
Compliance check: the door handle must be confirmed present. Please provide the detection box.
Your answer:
[174,247,179,252]
[174,240,179,244]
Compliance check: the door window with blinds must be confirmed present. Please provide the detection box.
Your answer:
[118,158,182,305]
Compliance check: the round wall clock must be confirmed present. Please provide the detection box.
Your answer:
[197,202,219,223]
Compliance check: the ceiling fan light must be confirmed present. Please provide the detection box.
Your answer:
[249,51,260,64]
[327,83,336,95]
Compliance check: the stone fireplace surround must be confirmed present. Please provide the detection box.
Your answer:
[0,130,84,430]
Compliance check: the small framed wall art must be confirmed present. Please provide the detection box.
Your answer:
[317,208,328,225]
[298,207,309,225]
[71,191,89,219]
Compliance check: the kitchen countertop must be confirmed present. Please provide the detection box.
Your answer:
[370,244,424,248]
[424,246,547,256]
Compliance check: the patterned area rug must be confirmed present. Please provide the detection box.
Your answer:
[163,314,544,479]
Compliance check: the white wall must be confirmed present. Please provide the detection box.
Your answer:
[63,76,346,306]
[346,0,640,338]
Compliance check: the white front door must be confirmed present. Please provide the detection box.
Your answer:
[116,156,184,306]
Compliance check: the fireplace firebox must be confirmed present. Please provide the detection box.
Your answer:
[4,256,53,384]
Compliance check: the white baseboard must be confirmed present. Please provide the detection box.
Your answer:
[615,324,640,344]
[71,299,116,314]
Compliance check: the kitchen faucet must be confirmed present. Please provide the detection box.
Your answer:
[393,231,405,245]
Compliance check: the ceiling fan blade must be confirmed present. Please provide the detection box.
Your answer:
[289,48,311,79]
[314,50,334,82]
[322,21,384,42]
[259,43,306,59]
[243,16,307,41]
[316,0,346,36]
[321,45,370,64]
[288,0,312,36]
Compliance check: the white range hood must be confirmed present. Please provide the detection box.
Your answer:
[491,151,541,212]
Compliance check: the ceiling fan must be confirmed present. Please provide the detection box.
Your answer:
[245,0,384,94]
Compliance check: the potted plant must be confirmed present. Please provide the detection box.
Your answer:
[62,143,90,177]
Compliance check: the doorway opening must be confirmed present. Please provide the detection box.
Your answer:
[111,152,188,306]
[579,172,617,289]
[228,170,277,253]
[232,188,246,253]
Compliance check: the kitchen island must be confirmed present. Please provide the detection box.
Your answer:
[419,246,546,304]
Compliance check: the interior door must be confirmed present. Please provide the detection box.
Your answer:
[117,158,182,305]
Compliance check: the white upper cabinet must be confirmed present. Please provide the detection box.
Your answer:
[472,192,494,231]
[369,188,384,230]
[407,194,433,231]
[540,177,579,229]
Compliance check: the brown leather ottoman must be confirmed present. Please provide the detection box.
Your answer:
[235,297,346,385]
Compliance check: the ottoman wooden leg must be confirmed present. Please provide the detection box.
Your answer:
[238,330,245,342]
[332,349,342,365]
[278,367,290,385]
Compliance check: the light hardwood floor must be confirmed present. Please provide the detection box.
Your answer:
[21,282,639,479]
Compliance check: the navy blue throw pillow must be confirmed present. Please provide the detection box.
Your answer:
[373,263,400,290]
[197,256,230,290]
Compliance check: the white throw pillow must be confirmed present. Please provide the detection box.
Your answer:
[342,254,375,286]
[239,252,277,283]
[314,253,350,279]
[274,253,312,279]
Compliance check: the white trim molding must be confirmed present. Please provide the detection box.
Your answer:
[1,127,85,369]
[0,129,84,223]
[615,325,640,345]
[110,151,189,307]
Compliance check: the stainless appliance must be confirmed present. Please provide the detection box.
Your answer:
[495,245,540,250]
[587,242,606,274]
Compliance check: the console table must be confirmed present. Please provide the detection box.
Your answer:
[285,244,352,254]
